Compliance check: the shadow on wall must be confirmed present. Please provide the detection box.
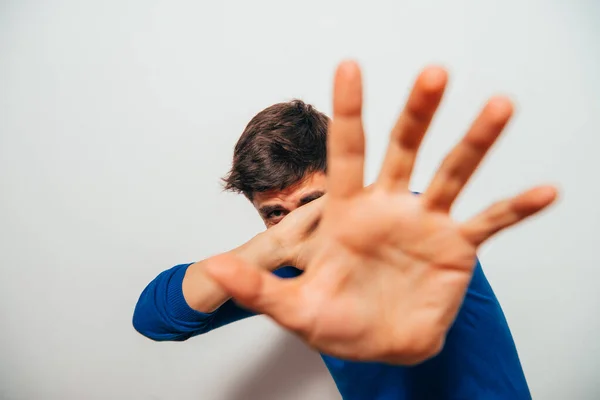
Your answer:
[222,333,340,400]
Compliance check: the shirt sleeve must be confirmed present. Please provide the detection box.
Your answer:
[132,263,302,341]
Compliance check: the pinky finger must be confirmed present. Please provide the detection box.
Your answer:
[460,186,558,246]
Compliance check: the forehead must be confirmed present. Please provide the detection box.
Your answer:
[252,172,327,208]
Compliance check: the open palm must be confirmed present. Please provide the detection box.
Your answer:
[206,61,557,364]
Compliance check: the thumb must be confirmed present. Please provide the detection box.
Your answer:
[204,254,307,332]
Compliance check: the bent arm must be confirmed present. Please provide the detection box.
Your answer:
[132,232,299,341]
[132,263,227,341]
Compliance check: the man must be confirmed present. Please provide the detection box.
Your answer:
[133,62,556,399]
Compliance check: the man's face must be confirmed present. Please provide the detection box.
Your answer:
[252,172,327,228]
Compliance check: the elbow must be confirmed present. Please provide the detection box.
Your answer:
[131,264,211,342]
[132,311,192,342]
[132,314,157,341]
[132,293,201,342]
[131,288,163,341]
[132,307,164,341]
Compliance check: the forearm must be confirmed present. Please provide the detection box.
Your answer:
[182,232,286,313]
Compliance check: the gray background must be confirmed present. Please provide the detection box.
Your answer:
[1,1,599,399]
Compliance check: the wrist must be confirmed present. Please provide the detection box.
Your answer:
[230,231,287,272]
[258,230,290,269]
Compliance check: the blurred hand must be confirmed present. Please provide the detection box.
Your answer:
[206,61,557,364]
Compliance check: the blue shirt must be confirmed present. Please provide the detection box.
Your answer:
[133,260,531,399]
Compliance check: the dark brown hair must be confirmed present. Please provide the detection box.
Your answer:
[222,99,329,199]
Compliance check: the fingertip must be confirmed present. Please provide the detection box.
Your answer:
[534,185,559,207]
[419,65,448,93]
[515,185,559,213]
[336,60,362,79]
[486,96,514,123]
[333,60,363,116]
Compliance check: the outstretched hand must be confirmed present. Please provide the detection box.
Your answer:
[205,62,557,364]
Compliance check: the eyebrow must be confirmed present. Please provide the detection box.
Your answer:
[259,191,325,217]
[298,191,325,206]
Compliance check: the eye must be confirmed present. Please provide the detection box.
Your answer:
[265,209,290,226]
[267,209,286,219]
